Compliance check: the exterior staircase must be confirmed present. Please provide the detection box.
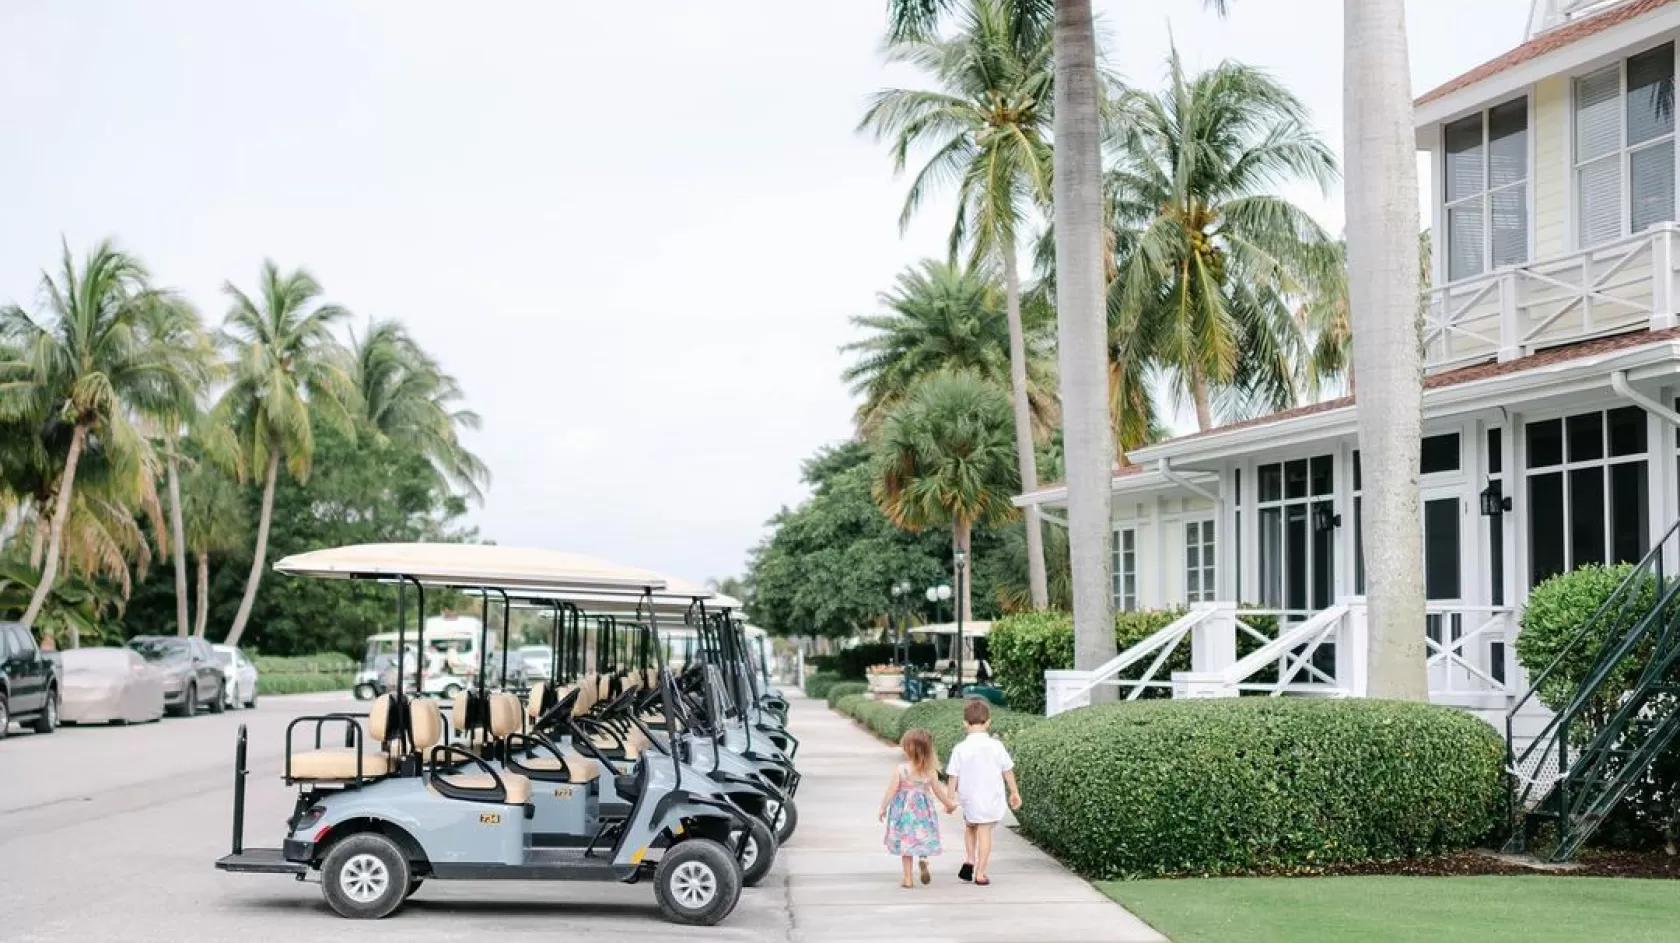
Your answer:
[1504,520,1680,861]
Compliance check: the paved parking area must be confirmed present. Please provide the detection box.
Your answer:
[0,689,1160,942]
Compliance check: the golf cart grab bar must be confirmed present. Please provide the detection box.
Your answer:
[231,724,248,856]
[426,743,512,804]
[284,714,369,784]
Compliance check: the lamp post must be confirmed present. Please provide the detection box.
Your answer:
[890,580,915,665]
[926,582,952,697]
[953,549,968,699]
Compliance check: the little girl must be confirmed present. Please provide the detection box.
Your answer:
[879,727,957,888]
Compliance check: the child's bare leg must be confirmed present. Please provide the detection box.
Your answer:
[900,855,914,887]
[964,822,978,864]
[975,824,995,880]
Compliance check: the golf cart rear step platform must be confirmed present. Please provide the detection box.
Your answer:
[217,848,307,875]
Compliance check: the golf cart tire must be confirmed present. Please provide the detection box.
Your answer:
[320,832,411,920]
[352,683,378,701]
[763,797,798,845]
[404,878,423,899]
[653,838,740,927]
[739,815,777,888]
[441,684,463,699]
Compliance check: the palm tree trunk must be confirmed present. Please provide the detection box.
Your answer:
[224,446,280,648]
[1054,0,1116,676]
[21,424,87,642]
[29,515,44,570]
[954,517,974,625]
[1345,0,1427,700]
[1001,235,1048,610]
[1191,369,1213,432]
[166,442,190,636]
[195,551,210,638]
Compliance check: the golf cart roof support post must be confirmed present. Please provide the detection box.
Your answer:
[496,587,511,691]
[477,590,491,695]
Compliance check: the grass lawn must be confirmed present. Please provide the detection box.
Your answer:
[1101,875,1679,943]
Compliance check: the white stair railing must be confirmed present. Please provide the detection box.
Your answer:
[1174,605,1353,698]
[1043,606,1217,715]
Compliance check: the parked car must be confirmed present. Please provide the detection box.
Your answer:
[58,647,165,725]
[128,636,225,716]
[518,644,553,681]
[0,621,59,738]
[211,644,259,710]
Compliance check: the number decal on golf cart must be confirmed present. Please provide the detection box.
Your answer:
[479,812,502,825]
[553,786,575,799]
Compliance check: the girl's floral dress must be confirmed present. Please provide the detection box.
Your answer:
[883,763,942,856]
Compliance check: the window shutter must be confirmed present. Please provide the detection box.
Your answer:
[1577,66,1624,246]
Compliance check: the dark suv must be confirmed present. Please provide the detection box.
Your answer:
[128,635,226,717]
[0,621,60,737]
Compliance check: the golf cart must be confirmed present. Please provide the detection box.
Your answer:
[352,616,519,701]
[215,543,752,926]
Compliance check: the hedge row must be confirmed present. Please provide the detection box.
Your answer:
[252,652,357,675]
[803,672,845,700]
[809,642,938,680]
[834,694,907,741]
[824,681,868,708]
[1010,698,1506,878]
[989,608,1281,713]
[258,672,356,696]
[831,693,1041,763]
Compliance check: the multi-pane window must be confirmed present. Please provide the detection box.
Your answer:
[1526,407,1650,587]
[1256,456,1336,616]
[1445,97,1529,281]
[1112,528,1138,612]
[1185,520,1216,604]
[1575,43,1676,246]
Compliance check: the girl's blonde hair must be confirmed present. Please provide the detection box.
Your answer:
[900,727,937,779]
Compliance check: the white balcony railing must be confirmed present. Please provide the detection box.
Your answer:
[1423,223,1678,373]
[1425,604,1518,699]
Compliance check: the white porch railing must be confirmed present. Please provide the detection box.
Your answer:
[1425,604,1518,701]
[1171,604,1360,699]
[1044,606,1216,715]
[1422,223,1678,373]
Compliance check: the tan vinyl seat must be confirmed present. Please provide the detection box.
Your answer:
[288,693,399,781]
[419,696,531,803]
[517,751,604,783]
[438,771,533,804]
[526,681,549,720]
[490,692,524,738]
[575,675,599,715]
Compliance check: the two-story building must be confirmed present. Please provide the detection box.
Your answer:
[1023,0,1680,734]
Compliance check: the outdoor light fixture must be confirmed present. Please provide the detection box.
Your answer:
[954,549,968,570]
[927,584,951,602]
[1480,480,1511,517]
[1311,504,1342,533]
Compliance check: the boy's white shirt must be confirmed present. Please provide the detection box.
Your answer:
[945,730,1013,824]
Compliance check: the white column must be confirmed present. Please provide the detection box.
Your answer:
[1651,225,1676,331]
[1190,602,1238,674]
[1498,270,1523,362]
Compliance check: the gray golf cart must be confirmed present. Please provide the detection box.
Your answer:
[214,543,751,926]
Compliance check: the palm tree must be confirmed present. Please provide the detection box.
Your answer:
[1344,0,1427,700]
[1295,230,1433,399]
[181,461,247,638]
[862,0,1056,609]
[842,260,1056,434]
[138,295,222,635]
[346,318,489,502]
[1108,47,1337,431]
[873,371,1020,623]
[212,261,356,648]
[0,240,194,641]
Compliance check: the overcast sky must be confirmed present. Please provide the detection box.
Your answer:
[0,0,1536,584]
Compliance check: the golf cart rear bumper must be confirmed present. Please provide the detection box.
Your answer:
[215,847,308,875]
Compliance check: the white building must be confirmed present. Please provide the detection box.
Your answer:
[1023,0,1680,736]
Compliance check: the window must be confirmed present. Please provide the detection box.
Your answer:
[1185,520,1216,603]
[1421,433,1462,474]
[1526,406,1650,587]
[1575,43,1676,246]
[1112,528,1138,612]
[1256,456,1336,614]
[1445,97,1529,280]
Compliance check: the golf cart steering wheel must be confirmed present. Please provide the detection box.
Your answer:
[598,685,640,720]
[533,686,580,733]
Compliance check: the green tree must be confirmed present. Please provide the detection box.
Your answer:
[347,318,489,502]
[1108,46,1336,430]
[180,459,246,638]
[873,371,1020,622]
[862,0,1056,608]
[212,261,356,647]
[842,260,1054,434]
[0,240,193,642]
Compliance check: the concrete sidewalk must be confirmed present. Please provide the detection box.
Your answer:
[780,691,1166,943]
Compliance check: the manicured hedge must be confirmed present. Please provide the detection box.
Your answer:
[803,672,845,700]
[825,681,868,708]
[1010,698,1506,878]
[253,652,357,675]
[834,694,908,741]
[258,672,356,696]
[897,699,1042,764]
[810,642,938,679]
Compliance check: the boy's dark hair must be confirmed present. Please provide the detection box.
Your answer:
[963,697,991,726]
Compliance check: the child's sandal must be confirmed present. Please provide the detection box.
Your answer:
[918,860,931,884]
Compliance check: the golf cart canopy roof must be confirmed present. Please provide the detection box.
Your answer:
[909,621,993,638]
[499,574,741,615]
[273,542,669,594]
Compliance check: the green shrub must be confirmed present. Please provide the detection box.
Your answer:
[1515,564,1677,848]
[1010,698,1506,878]
[896,698,1041,765]
[811,642,938,679]
[252,652,357,675]
[825,681,869,708]
[835,693,908,742]
[258,672,356,696]
[803,672,845,699]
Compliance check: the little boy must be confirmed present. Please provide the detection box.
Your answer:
[944,697,1021,886]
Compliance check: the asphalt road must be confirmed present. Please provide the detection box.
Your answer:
[0,692,791,943]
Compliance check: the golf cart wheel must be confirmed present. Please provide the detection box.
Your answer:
[761,798,797,844]
[404,878,424,899]
[441,683,463,699]
[321,833,411,920]
[654,839,741,926]
[352,683,377,701]
[31,688,57,734]
[736,815,777,887]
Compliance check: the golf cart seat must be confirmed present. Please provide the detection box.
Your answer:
[418,697,534,805]
[286,693,400,782]
[513,750,603,783]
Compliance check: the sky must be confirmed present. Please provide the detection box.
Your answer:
[0,0,1538,584]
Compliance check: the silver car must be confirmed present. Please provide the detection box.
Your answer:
[212,644,259,709]
[128,636,226,716]
[58,647,165,725]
